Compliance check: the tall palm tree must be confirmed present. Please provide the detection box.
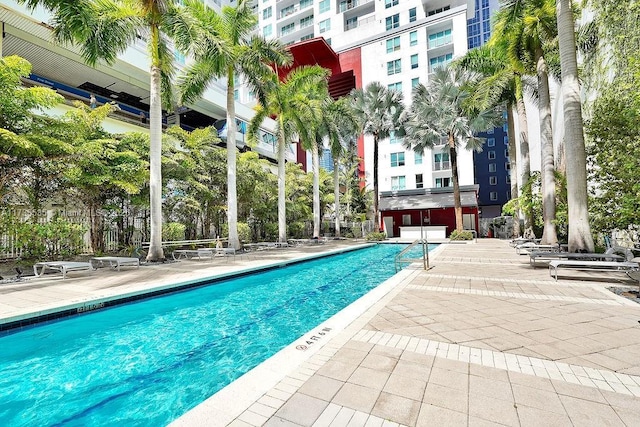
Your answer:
[556,0,594,252]
[20,0,185,261]
[403,66,503,232]
[174,0,291,249]
[350,83,404,232]
[457,43,524,237]
[247,65,329,243]
[493,0,559,244]
[326,98,359,238]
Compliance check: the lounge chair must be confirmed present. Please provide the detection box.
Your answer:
[33,261,94,279]
[90,256,140,271]
[515,242,561,255]
[529,251,624,267]
[548,259,639,281]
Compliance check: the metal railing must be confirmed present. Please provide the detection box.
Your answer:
[394,238,430,273]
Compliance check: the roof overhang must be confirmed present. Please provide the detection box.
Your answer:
[379,185,479,211]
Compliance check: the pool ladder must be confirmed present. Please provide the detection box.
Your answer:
[394,239,430,272]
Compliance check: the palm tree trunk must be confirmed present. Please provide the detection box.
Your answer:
[226,68,240,250]
[277,121,287,243]
[333,158,341,238]
[506,104,520,238]
[557,0,595,253]
[516,95,534,237]
[536,49,558,245]
[372,134,380,232]
[146,62,165,261]
[312,141,321,238]
[449,134,463,232]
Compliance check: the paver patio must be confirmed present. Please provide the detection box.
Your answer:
[2,239,639,426]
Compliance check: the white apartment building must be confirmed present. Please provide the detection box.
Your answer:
[259,0,482,235]
[0,0,289,163]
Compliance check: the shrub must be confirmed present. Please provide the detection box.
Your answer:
[15,217,86,259]
[287,221,305,239]
[237,222,251,242]
[449,229,474,241]
[162,222,185,242]
[365,232,386,241]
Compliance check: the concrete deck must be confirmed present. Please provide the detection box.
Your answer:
[2,239,640,426]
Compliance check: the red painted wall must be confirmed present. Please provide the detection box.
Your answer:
[381,207,479,237]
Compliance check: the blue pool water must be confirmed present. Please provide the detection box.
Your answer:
[0,244,433,426]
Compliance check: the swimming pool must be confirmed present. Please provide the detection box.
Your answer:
[0,244,434,426]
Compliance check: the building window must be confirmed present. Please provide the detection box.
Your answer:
[409,7,417,22]
[319,18,331,33]
[504,136,509,145]
[281,5,295,18]
[411,78,420,88]
[434,152,450,170]
[386,36,401,53]
[506,175,511,184]
[319,0,330,13]
[489,176,497,185]
[506,190,511,199]
[504,149,510,158]
[411,54,418,69]
[300,34,313,41]
[389,131,401,144]
[428,29,452,49]
[505,162,511,170]
[387,82,402,92]
[487,137,495,147]
[414,152,422,165]
[435,177,452,188]
[490,191,498,201]
[387,59,402,75]
[263,24,272,37]
[281,23,295,36]
[300,0,313,8]
[429,53,453,73]
[489,163,496,172]
[487,128,494,134]
[263,7,272,19]
[234,89,239,100]
[300,15,314,28]
[488,150,496,160]
[391,176,406,190]
[390,152,405,167]
[386,14,399,30]
[410,31,418,46]
[427,5,451,16]
[416,174,423,189]
[503,122,508,132]
[385,0,399,9]
[247,90,255,101]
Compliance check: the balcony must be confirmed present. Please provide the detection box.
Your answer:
[345,15,375,31]
[433,161,450,171]
[339,0,374,12]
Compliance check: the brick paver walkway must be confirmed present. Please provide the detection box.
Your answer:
[185,239,640,427]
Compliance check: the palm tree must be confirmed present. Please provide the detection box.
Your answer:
[326,98,359,238]
[20,0,186,261]
[247,65,329,243]
[493,0,559,244]
[556,0,594,252]
[457,43,524,237]
[350,83,404,232]
[174,0,291,249]
[403,66,503,232]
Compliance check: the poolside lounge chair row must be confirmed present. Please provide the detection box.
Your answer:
[33,257,140,280]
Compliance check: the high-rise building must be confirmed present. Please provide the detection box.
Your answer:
[260,0,492,236]
[466,0,511,219]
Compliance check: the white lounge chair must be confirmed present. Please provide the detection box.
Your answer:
[90,256,140,271]
[548,259,639,281]
[33,261,94,279]
[529,251,624,267]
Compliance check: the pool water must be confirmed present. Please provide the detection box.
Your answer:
[0,244,434,426]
